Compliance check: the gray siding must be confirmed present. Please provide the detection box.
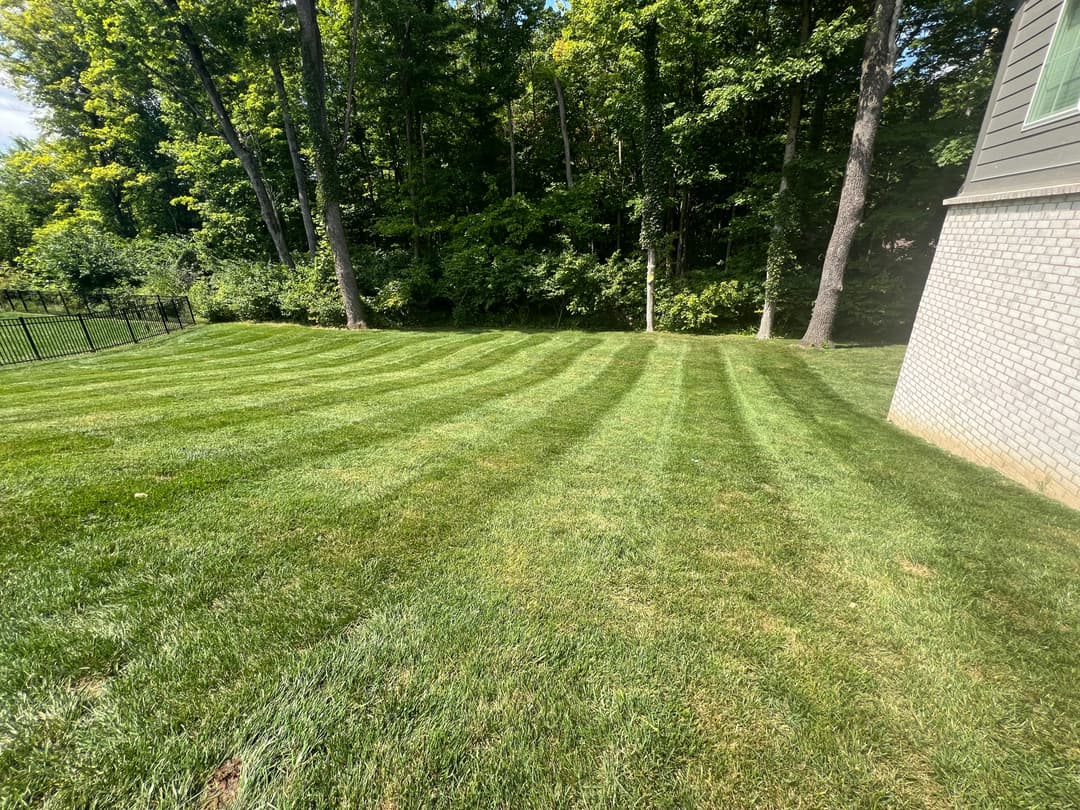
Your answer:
[962,0,1080,197]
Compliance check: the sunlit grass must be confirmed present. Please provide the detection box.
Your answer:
[1,324,1077,807]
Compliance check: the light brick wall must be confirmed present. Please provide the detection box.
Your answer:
[889,192,1080,509]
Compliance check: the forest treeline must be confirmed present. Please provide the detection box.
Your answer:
[0,0,1010,339]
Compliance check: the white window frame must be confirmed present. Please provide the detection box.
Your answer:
[1024,0,1080,129]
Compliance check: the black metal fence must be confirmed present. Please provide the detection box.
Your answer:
[0,288,180,317]
[0,295,196,366]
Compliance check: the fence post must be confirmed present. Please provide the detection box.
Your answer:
[17,290,28,311]
[60,292,71,315]
[77,313,95,351]
[184,297,195,325]
[122,308,138,342]
[2,290,12,311]
[38,290,49,313]
[157,302,170,333]
[18,317,41,360]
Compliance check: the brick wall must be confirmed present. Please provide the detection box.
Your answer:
[889,191,1080,509]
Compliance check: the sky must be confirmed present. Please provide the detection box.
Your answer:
[0,79,38,149]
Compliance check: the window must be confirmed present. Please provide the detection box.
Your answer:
[1027,0,1080,125]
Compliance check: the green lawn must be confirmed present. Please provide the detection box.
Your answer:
[1,324,1077,808]
[0,311,182,365]
[0,310,52,319]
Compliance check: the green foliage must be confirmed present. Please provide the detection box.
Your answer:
[187,259,288,322]
[657,277,749,332]
[19,217,132,293]
[0,0,1016,339]
[128,236,202,297]
[532,249,643,327]
[278,257,348,327]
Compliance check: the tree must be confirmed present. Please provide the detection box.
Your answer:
[757,0,811,340]
[270,56,319,258]
[0,0,1008,336]
[295,0,367,328]
[554,74,574,188]
[159,0,296,270]
[639,15,663,333]
[800,0,904,347]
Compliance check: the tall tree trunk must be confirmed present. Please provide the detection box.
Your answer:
[404,108,421,259]
[554,76,573,188]
[615,138,624,253]
[159,0,294,270]
[341,0,361,151]
[271,57,319,258]
[508,99,517,196]
[295,0,367,328]
[801,0,903,347]
[644,251,655,330]
[676,186,690,277]
[758,0,811,340]
[639,18,664,333]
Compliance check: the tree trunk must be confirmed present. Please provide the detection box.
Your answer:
[676,186,690,277]
[801,0,903,347]
[271,57,319,258]
[160,0,294,270]
[758,0,811,340]
[646,246,656,332]
[508,99,517,196]
[295,0,367,328]
[404,108,421,259]
[639,17,664,333]
[341,0,361,151]
[554,76,573,188]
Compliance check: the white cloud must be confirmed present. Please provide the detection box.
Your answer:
[0,84,39,148]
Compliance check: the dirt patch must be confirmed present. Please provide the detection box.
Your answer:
[898,558,933,578]
[201,758,242,809]
[72,675,108,700]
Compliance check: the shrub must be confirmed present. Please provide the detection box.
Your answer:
[187,259,287,322]
[531,249,643,328]
[19,217,133,294]
[128,236,202,297]
[279,256,346,327]
[657,278,748,332]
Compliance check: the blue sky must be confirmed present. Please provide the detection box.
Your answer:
[0,78,38,149]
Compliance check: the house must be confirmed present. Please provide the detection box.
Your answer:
[890,0,1080,508]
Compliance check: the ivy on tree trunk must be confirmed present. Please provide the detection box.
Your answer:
[639,16,664,334]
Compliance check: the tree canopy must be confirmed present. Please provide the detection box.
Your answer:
[0,0,1013,337]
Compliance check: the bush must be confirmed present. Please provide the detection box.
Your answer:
[656,278,749,332]
[531,249,643,328]
[279,256,346,327]
[19,217,134,294]
[187,259,287,322]
[128,236,202,297]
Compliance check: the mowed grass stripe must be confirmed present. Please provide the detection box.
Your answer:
[1,326,1078,808]
[0,327,401,406]
[0,328,481,416]
[0,332,583,554]
[0,330,504,448]
[0,324,294,390]
[0,337,655,805]
[0,332,595,692]
[718,340,1080,806]
[0,330,540,493]
[0,333,618,703]
[0,331,605,682]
